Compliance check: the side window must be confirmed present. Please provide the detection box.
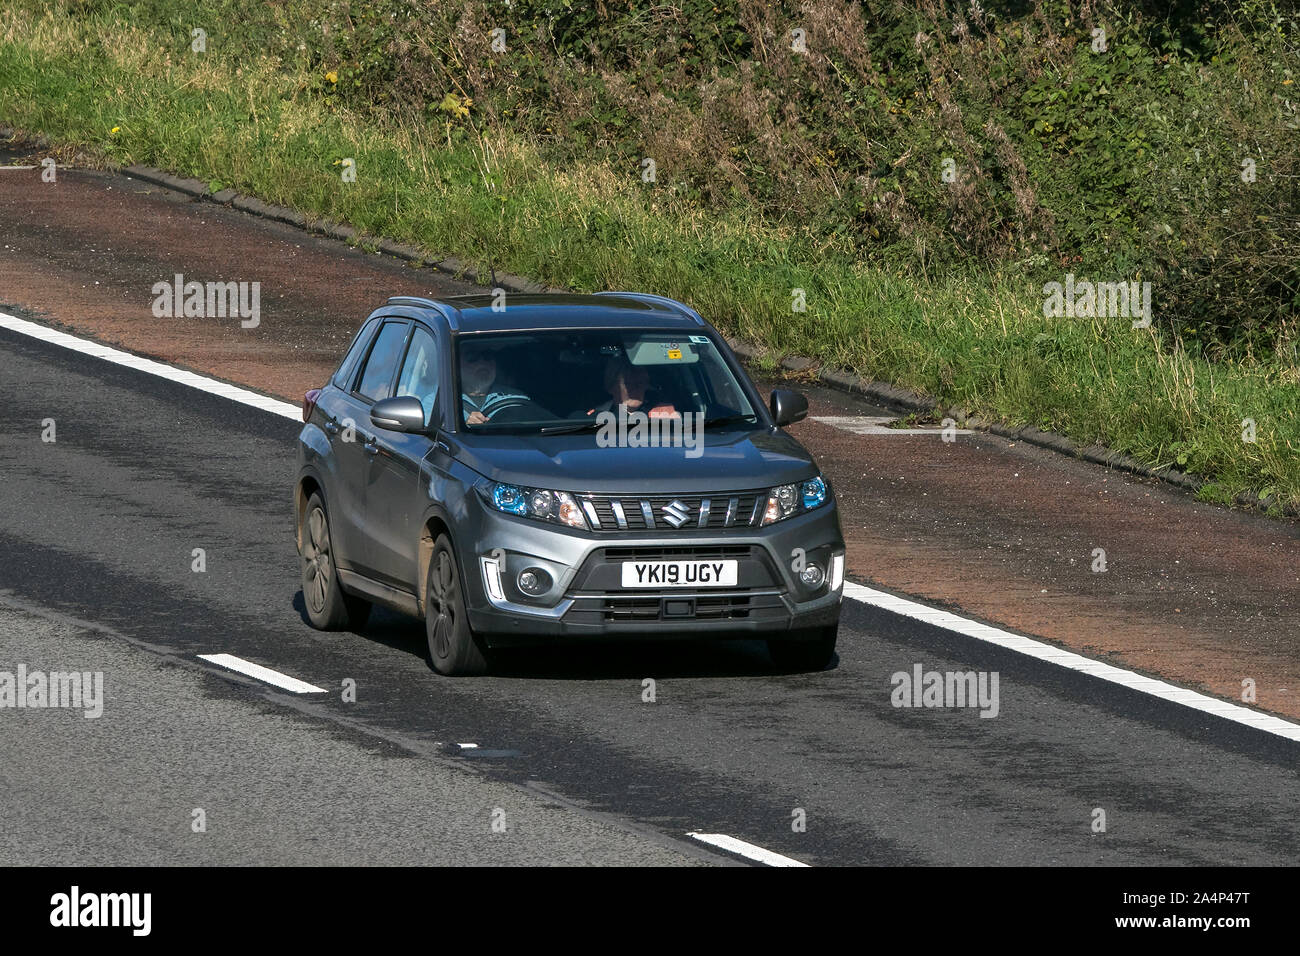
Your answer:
[333,318,379,389]
[355,321,410,403]
[395,325,441,426]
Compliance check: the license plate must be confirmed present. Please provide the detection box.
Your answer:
[621,560,738,588]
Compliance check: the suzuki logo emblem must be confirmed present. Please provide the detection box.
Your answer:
[661,499,691,528]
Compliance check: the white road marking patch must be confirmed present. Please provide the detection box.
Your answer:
[813,415,973,436]
[457,743,479,749]
[843,582,1300,743]
[0,311,300,420]
[687,832,809,867]
[197,654,327,694]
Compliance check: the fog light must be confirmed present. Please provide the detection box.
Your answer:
[799,563,825,588]
[518,567,551,596]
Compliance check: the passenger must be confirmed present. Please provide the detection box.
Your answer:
[579,357,678,419]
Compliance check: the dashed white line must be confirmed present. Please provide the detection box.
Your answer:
[0,310,300,420]
[687,832,809,867]
[843,582,1300,743]
[197,653,327,694]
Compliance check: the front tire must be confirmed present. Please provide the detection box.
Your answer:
[768,625,838,672]
[425,534,489,676]
[301,492,371,631]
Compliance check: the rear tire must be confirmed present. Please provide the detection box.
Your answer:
[425,534,489,676]
[301,492,371,631]
[768,625,838,672]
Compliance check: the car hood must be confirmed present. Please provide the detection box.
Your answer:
[451,427,819,494]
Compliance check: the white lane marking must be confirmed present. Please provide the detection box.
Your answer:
[813,415,973,436]
[687,832,809,867]
[197,653,327,694]
[0,311,301,420]
[457,743,479,749]
[843,582,1300,743]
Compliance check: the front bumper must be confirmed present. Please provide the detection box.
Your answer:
[461,499,845,646]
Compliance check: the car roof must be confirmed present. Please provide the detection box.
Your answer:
[382,292,708,334]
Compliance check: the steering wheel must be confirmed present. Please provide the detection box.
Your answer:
[487,398,547,423]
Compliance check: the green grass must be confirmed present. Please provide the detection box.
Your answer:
[1,2,1297,512]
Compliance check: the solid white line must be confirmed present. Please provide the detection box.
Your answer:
[0,311,301,420]
[687,832,809,867]
[843,582,1300,742]
[197,653,327,694]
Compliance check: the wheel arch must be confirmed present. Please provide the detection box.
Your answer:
[417,505,456,617]
[295,472,325,554]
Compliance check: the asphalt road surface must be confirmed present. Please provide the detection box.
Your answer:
[2,324,1297,866]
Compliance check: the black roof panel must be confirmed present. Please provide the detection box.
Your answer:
[411,293,703,333]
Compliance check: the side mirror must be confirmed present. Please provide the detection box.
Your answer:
[769,388,809,427]
[370,395,428,433]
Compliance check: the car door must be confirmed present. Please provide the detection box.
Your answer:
[366,321,442,589]
[313,318,378,566]
[333,317,412,578]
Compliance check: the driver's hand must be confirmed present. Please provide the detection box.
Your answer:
[648,404,679,419]
[466,410,488,425]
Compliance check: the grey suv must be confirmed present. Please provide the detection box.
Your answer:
[295,293,845,675]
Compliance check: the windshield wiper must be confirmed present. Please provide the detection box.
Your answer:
[538,420,604,435]
[703,413,758,429]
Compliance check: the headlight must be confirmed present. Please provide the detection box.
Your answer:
[492,483,528,516]
[487,482,587,529]
[761,475,830,526]
[801,476,827,509]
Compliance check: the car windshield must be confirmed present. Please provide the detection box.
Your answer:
[457,329,758,432]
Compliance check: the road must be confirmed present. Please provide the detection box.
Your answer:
[2,323,1298,866]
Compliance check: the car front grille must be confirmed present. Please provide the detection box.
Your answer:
[580,492,765,532]
[600,545,753,561]
[598,593,758,622]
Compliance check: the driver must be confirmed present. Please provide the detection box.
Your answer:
[460,344,532,424]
